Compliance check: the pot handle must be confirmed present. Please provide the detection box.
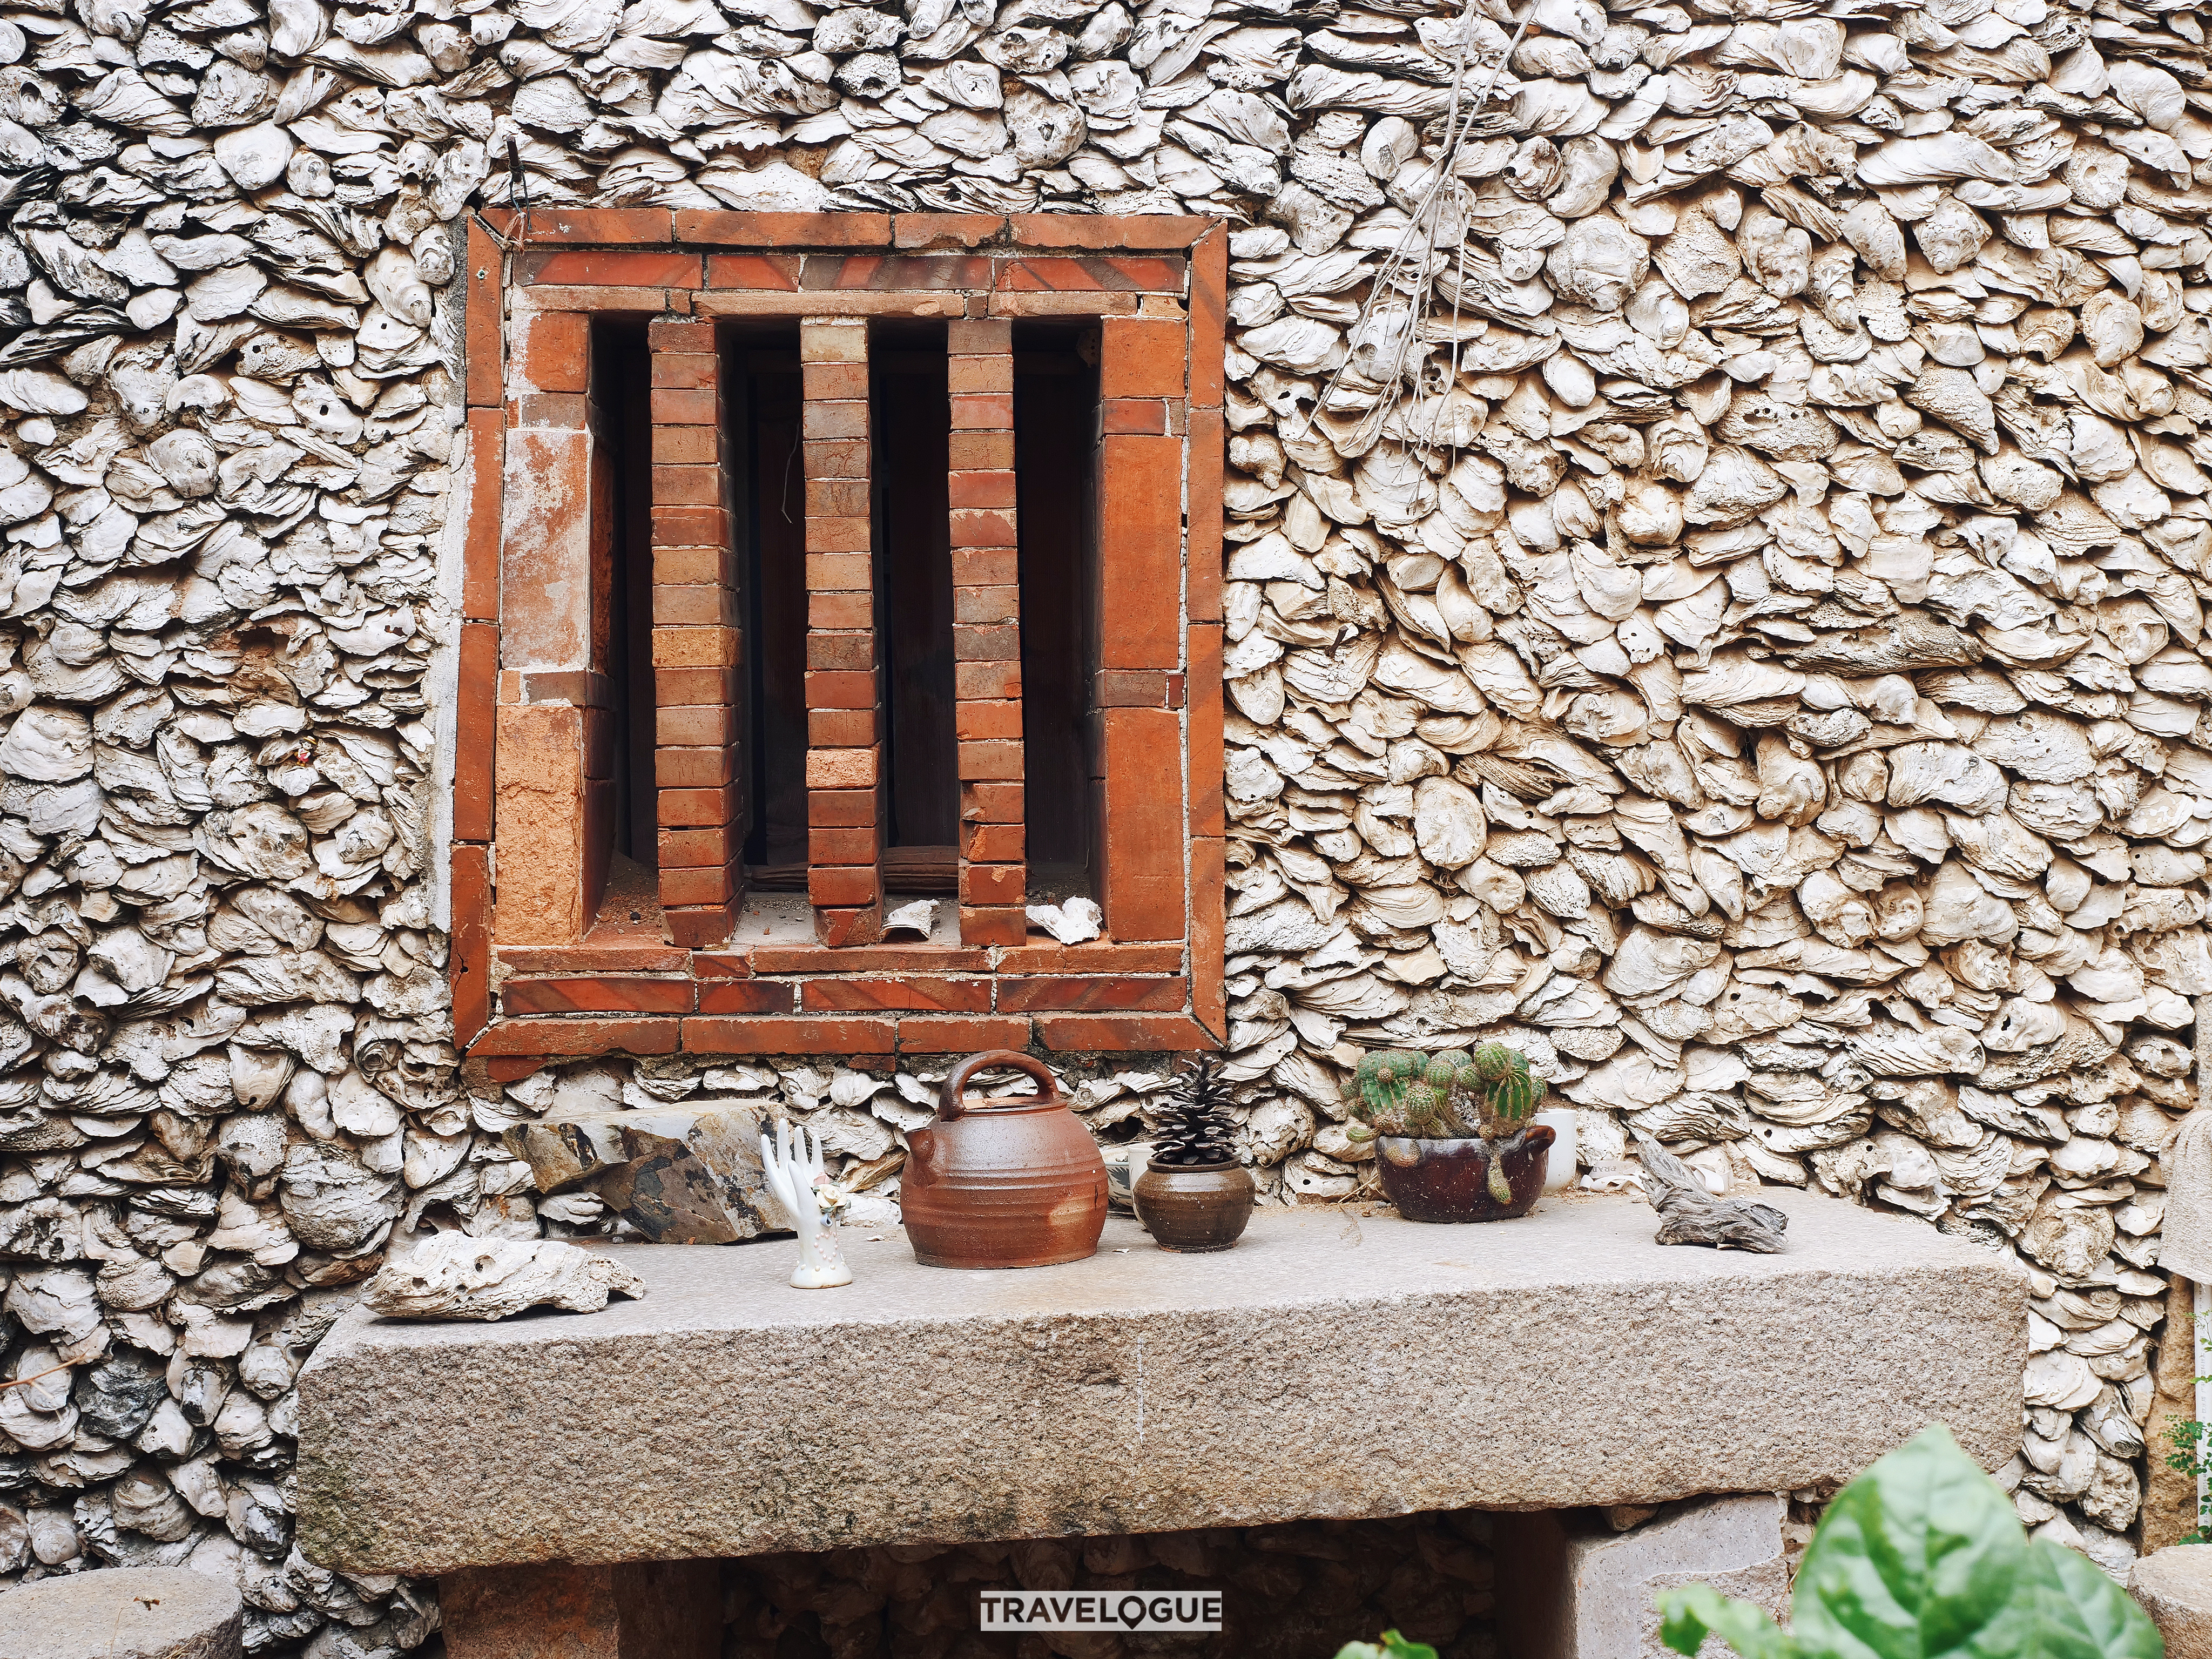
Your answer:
[938,1050,1060,1122]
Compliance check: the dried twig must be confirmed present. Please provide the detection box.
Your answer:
[1296,0,1541,461]
[1,1361,72,1393]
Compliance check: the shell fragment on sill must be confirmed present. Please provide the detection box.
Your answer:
[362,1235,647,1321]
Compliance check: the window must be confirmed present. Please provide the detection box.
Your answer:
[448,212,1228,1070]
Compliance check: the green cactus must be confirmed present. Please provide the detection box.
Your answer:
[1350,1049,1484,1140]
[1471,1043,1515,1082]
[1486,1159,1513,1206]
[1350,1042,1546,1205]
[1410,1050,1479,1137]
[1398,1077,1446,1136]
[1478,1055,1545,1140]
[1426,1049,1480,1101]
[1349,1049,1420,1138]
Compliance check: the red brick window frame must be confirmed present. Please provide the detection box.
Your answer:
[448,211,1228,1073]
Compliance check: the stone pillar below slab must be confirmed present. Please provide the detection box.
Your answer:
[2133,1544,2212,1658]
[439,1561,720,1659]
[1496,1494,1789,1659]
[2146,1274,2200,1553]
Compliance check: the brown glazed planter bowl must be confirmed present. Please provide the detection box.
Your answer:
[901,1051,1109,1269]
[1133,1159,1257,1252]
[1376,1125,1555,1222]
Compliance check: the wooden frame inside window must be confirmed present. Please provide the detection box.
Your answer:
[448,211,1227,1071]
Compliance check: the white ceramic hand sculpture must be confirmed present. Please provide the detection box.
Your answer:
[760,1119,853,1289]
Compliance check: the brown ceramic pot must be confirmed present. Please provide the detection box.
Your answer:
[1375,1126,1555,1223]
[901,1051,1109,1269]
[1133,1159,1256,1252]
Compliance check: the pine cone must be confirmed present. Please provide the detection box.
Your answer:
[1152,1055,1237,1166]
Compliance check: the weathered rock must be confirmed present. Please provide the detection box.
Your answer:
[505,1103,792,1244]
[1637,1141,1789,1252]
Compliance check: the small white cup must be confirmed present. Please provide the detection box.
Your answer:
[1535,1108,1579,1194]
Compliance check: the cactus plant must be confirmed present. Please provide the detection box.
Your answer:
[1347,1043,1548,1204]
[1471,1042,1545,1141]
[1347,1050,1414,1138]
[1350,1049,1477,1139]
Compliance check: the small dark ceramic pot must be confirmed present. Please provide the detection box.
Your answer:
[1376,1125,1555,1223]
[1133,1159,1257,1252]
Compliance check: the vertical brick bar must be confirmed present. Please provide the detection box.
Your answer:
[947,318,1026,947]
[1095,316,1190,945]
[465,215,504,409]
[449,842,491,1048]
[801,318,881,948]
[453,622,498,843]
[1185,232,1229,1040]
[495,302,594,947]
[1098,706,1185,941]
[458,224,505,989]
[463,408,504,622]
[496,701,590,942]
[649,316,743,949]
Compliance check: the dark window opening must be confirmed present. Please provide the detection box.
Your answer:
[1014,322,1100,904]
[590,319,656,919]
[733,327,808,879]
[872,322,956,886]
[730,321,1102,903]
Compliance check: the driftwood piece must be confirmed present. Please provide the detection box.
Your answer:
[1635,1142,1789,1254]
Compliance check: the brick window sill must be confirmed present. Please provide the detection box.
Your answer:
[476,932,1210,1077]
[478,864,1205,1068]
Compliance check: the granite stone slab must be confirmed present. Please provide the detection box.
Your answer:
[296,1192,2026,1573]
[0,1566,244,1659]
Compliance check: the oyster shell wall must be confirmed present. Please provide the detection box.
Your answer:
[0,0,2203,1633]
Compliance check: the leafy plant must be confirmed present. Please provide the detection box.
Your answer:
[1346,1043,1548,1201]
[1657,1426,2161,1659]
[2162,1377,2212,1546]
[1151,1055,1237,1167]
[1332,1632,1437,1659]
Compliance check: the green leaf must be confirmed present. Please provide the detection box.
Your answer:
[1330,1633,1438,1659]
[1788,1426,2030,1659]
[1966,1541,2165,1659]
[1656,1584,1796,1659]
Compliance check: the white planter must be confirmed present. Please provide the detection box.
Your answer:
[1535,1109,1579,1193]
